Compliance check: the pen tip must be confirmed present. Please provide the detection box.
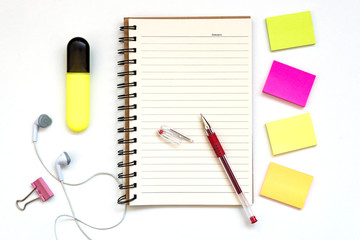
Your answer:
[200,114,205,122]
[200,114,211,130]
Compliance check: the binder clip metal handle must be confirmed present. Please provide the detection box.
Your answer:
[16,177,54,211]
[16,188,41,211]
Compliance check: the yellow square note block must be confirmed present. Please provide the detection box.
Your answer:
[266,11,315,51]
[260,162,313,209]
[266,113,317,155]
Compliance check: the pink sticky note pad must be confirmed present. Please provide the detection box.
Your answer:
[263,61,316,107]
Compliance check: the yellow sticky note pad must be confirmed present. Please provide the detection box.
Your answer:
[260,162,313,209]
[266,113,317,155]
[266,11,315,51]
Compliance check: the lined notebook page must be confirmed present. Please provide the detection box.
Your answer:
[127,18,252,205]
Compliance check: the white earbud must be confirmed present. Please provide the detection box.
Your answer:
[33,114,52,142]
[56,152,71,182]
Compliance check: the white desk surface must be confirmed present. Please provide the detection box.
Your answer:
[1,0,360,239]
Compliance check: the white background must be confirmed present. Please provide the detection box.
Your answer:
[1,0,359,239]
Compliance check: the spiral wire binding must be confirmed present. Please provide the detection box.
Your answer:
[118,70,136,77]
[117,126,137,133]
[118,160,137,167]
[120,25,137,31]
[117,81,137,88]
[118,59,137,65]
[118,104,137,111]
[118,138,137,144]
[118,116,137,122]
[118,149,137,156]
[118,48,136,54]
[119,37,137,43]
[119,183,137,190]
[118,93,137,99]
[117,24,137,204]
[118,172,137,178]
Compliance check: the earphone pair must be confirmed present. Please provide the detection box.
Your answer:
[32,114,127,239]
[33,114,71,182]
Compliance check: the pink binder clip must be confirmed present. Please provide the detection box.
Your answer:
[16,177,54,211]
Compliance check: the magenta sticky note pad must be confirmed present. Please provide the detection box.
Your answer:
[263,61,315,107]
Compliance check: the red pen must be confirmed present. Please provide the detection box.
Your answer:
[200,114,257,224]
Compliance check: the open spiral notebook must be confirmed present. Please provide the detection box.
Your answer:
[117,16,253,206]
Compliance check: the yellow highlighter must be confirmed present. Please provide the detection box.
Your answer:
[66,37,90,131]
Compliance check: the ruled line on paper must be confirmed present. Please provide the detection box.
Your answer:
[141,64,248,66]
[141,35,249,38]
[140,121,249,123]
[141,185,249,188]
[141,50,248,52]
[140,100,248,102]
[141,192,250,194]
[141,119,248,121]
[141,156,249,159]
[141,149,249,152]
[140,107,249,109]
[141,85,249,87]
[141,113,249,116]
[142,163,249,165]
[141,142,249,145]
[142,170,249,172]
[141,92,249,94]
[142,135,248,137]
[141,78,248,80]
[141,177,248,180]
[141,42,248,45]
[141,126,248,129]
[141,57,249,59]
[142,71,248,74]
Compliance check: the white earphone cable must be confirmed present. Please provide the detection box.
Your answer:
[34,142,120,186]
[58,181,92,240]
[33,141,127,239]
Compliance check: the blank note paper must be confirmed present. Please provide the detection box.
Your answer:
[260,162,313,209]
[126,17,253,206]
[266,113,317,155]
[266,11,315,51]
[263,60,315,107]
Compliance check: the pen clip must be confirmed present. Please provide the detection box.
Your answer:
[158,125,193,145]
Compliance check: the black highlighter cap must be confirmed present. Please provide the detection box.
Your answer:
[67,37,90,73]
